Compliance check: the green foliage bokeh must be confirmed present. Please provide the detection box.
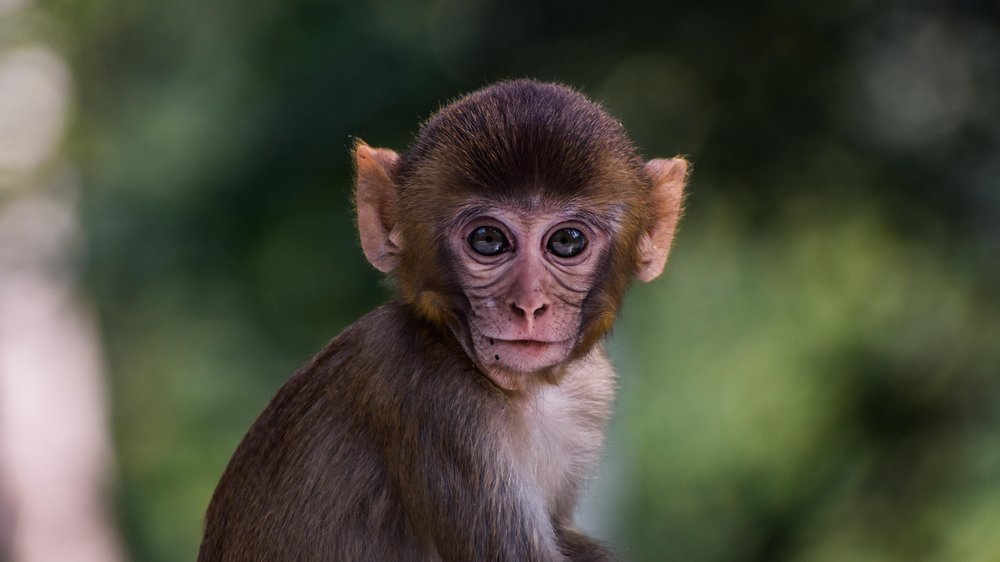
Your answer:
[24,0,1000,560]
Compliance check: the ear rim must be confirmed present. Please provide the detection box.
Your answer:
[354,141,402,273]
[635,157,689,283]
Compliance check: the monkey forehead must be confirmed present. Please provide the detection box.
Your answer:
[396,80,649,202]
[448,198,626,235]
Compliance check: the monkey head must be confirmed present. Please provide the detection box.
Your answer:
[354,80,687,391]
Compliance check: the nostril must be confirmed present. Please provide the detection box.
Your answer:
[511,301,547,318]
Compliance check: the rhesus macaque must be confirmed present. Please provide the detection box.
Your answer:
[199,80,688,562]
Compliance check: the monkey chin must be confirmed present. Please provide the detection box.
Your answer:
[475,339,574,392]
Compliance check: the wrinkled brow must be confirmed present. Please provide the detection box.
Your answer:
[447,201,623,236]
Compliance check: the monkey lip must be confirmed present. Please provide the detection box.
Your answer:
[491,338,569,349]
[485,337,572,365]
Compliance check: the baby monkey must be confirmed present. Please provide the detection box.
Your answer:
[199,79,688,561]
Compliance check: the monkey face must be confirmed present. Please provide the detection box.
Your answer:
[446,202,612,390]
[353,81,688,393]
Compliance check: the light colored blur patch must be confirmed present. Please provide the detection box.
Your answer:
[0,189,124,562]
[846,14,974,149]
[0,29,122,562]
[0,46,71,177]
[0,0,26,15]
[0,169,79,272]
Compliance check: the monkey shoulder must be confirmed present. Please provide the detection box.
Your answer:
[333,300,490,393]
[269,301,500,438]
[203,302,487,559]
[238,301,506,451]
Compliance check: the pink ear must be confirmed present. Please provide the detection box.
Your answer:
[635,158,688,282]
[354,142,402,273]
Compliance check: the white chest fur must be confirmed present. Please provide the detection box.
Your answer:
[508,349,617,520]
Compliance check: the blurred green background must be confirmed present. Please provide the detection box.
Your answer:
[3,0,1000,560]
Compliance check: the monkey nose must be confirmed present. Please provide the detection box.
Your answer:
[510,299,548,320]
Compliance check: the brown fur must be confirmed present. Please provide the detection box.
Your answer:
[199,80,688,561]
[200,303,610,560]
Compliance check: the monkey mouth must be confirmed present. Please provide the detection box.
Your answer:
[487,338,572,353]
[497,338,563,347]
[463,332,576,390]
[500,339,557,358]
[479,337,572,371]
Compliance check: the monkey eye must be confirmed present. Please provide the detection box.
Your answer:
[468,226,509,256]
[546,228,587,258]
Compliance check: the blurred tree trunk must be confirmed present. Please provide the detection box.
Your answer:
[0,15,125,559]
[0,196,124,562]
